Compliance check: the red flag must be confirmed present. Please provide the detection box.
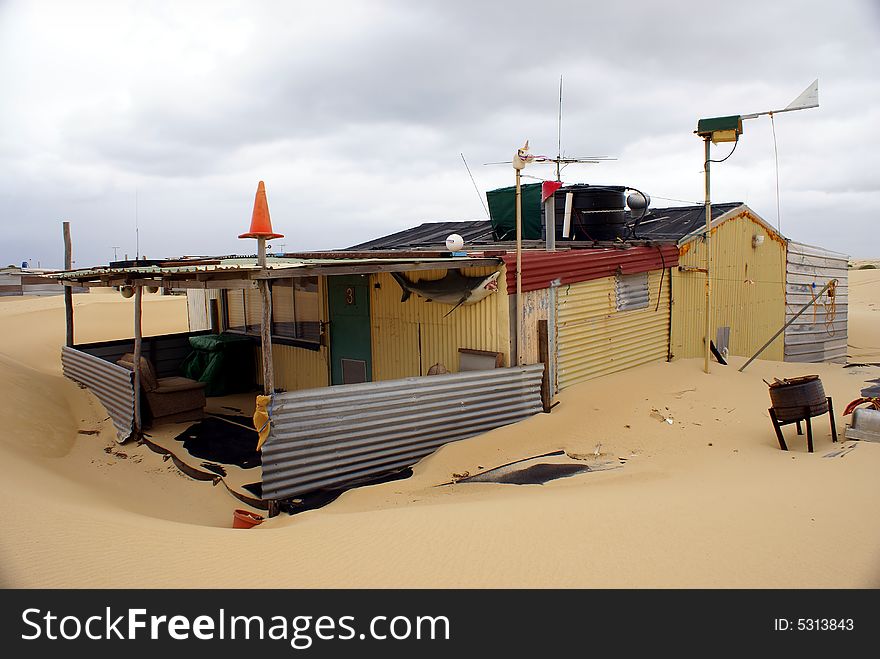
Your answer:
[541,180,563,203]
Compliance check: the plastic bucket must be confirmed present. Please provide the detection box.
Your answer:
[232,509,264,529]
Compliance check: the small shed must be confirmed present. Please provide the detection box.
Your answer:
[0,266,88,296]
[637,203,788,361]
[637,203,848,364]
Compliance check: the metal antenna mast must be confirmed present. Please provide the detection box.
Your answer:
[483,76,615,175]
[557,75,563,182]
[135,187,140,260]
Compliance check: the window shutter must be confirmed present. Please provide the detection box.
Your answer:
[616,272,649,311]
[226,290,246,331]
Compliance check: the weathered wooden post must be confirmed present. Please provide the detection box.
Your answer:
[63,221,74,346]
[538,319,551,413]
[239,181,283,395]
[257,238,274,395]
[133,284,143,436]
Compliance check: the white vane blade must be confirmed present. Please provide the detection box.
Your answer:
[784,78,819,111]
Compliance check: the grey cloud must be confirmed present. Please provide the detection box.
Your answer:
[1,0,879,268]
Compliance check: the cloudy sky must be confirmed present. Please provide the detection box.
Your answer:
[1,0,878,268]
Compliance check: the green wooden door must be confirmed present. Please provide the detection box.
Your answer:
[328,274,372,385]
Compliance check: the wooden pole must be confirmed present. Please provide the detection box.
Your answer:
[515,168,524,366]
[257,237,275,395]
[63,221,74,347]
[133,284,143,436]
[703,136,712,375]
[259,280,274,394]
[538,319,551,413]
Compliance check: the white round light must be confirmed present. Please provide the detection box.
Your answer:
[445,233,464,252]
[627,192,650,210]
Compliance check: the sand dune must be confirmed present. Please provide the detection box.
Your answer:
[0,275,878,588]
[847,268,880,362]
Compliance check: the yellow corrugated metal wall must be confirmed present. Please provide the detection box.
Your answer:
[556,269,670,388]
[671,212,786,360]
[370,266,510,380]
[256,344,330,391]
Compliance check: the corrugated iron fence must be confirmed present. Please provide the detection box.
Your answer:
[261,364,544,499]
[62,346,135,443]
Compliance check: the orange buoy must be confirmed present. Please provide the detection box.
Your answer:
[239,181,284,240]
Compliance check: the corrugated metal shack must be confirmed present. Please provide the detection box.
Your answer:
[0,266,88,296]
[51,179,847,508]
[636,203,847,363]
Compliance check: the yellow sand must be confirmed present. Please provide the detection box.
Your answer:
[0,275,879,588]
[847,268,880,362]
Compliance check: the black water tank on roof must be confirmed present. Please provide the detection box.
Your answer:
[550,184,627,241]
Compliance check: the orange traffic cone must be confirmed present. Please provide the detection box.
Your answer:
[239,181,284,239]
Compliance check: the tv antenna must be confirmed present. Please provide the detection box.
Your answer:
[484,74,616,179]
[135,187,140,260]
[111,246,120,261]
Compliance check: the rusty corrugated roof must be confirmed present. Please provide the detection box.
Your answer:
[502,245,680,293]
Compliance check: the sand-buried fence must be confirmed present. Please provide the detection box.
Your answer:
[261,364,545,499]
[61,345,135,442]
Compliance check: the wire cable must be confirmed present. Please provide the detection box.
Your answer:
[649,195,703,205]
[461,153,489,217]
[707,137,739,164]
[655,246,666,312]
[770,112,782,232]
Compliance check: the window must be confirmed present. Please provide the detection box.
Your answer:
[226,289,246,332]
[615,272,649,311]
[225,277,321,346]
[225,288,262,332]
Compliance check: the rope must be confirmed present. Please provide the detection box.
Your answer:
[824,279,837,336]
[809,280,837,334]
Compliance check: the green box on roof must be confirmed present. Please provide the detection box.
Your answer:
[486,183,543,241]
